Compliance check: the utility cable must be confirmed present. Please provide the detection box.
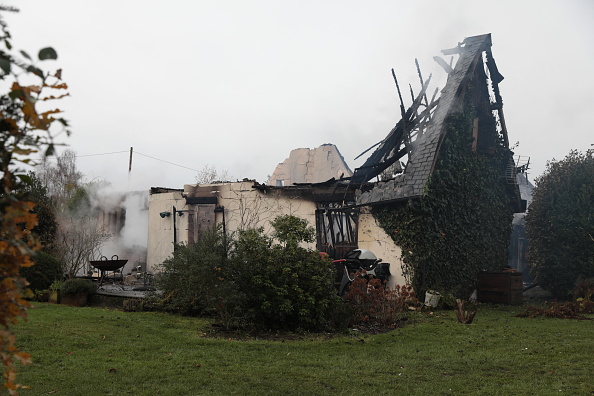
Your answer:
[133,151,200,172]
[76,151,129,157]
[41,149,200,173]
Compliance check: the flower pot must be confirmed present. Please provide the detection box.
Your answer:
[36,291,51,302]
[61,293,88,307]
[424,290,441,307]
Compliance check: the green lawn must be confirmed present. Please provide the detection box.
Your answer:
[11,303,594,395]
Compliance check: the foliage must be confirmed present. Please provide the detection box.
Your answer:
[343,273,419,327]
[573,277,594,301]
[156,216,343,332]
[18,252,62,292]
[373,106,514,299]
[19,172,58,252]
[65,185,91,215]
[60,278,96,295]
[516,301,594,320]
[525,149,594,299]
[48,280,63,292]
[270,214,315,248]
[155,227,231,317]
[229,224,342,331]
[518,276,594,320]
[0,7,70,394]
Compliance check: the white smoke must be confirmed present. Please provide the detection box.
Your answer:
[93,186,149,275]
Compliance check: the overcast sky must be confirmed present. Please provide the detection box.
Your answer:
[5,0,593,192]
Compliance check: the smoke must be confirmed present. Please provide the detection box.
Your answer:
[121,192,149,248]
[89,184,149,274]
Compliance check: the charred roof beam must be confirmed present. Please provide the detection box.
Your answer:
[351,73,434,184]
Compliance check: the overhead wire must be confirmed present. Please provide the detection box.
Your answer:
[133,151,200,172]
[76,150,129,157]
[39,149,200,173]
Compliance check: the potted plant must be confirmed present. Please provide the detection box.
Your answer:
[49,280,64,304]
[35,289,51,302]
[60,278,97,307]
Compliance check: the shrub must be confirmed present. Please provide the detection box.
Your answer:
[156,227,230,316]
[526,149,594,299]
[154,216,345,332]
[516,302,594,320]
[344,273,419,327]
[61,278,97,295]
[49,280,64,291]
[229,226,343,331]
[20,252,63,292]
[517,278,594,320]
[573,277,594,301]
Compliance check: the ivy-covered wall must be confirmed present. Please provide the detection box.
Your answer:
[372,103,514,299]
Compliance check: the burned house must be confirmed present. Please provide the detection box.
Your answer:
[353,33,524,210]
[146,33,525,290]
[267,144,353,186]
[147,177,405,288]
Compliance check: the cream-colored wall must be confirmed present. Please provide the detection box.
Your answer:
[146,191,187,272]
[357,207,405,288]
[147,182,406,288]
[267,144,353,186]
[147,182,318,272]
[211,181,317,245]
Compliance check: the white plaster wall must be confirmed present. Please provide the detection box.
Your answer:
[146,191,188,272]
[213,181,317,247]
[147,182,319,271]
[357,207,405,288]
[267,144,353,186]
[147,182,407,290]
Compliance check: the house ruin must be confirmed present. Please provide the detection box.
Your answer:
[146,33,526,288]
[267,144,353,186]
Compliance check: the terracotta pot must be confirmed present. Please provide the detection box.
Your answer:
[61,293,88,307]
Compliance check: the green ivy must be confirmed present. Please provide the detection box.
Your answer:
[372,104,514,298]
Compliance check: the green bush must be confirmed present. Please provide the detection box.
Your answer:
[526,149,594,299]
[61,278,97,295]
[155,216,344,332]
[156,227,230,316]
[20,251,63,291]
[49,280,64,291]
[229,225,342,331]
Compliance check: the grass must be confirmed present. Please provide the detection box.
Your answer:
[10,303,594,395]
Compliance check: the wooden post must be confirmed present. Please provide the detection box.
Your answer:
[129,147,133,172]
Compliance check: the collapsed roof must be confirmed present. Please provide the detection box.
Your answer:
[353,33,523,212]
